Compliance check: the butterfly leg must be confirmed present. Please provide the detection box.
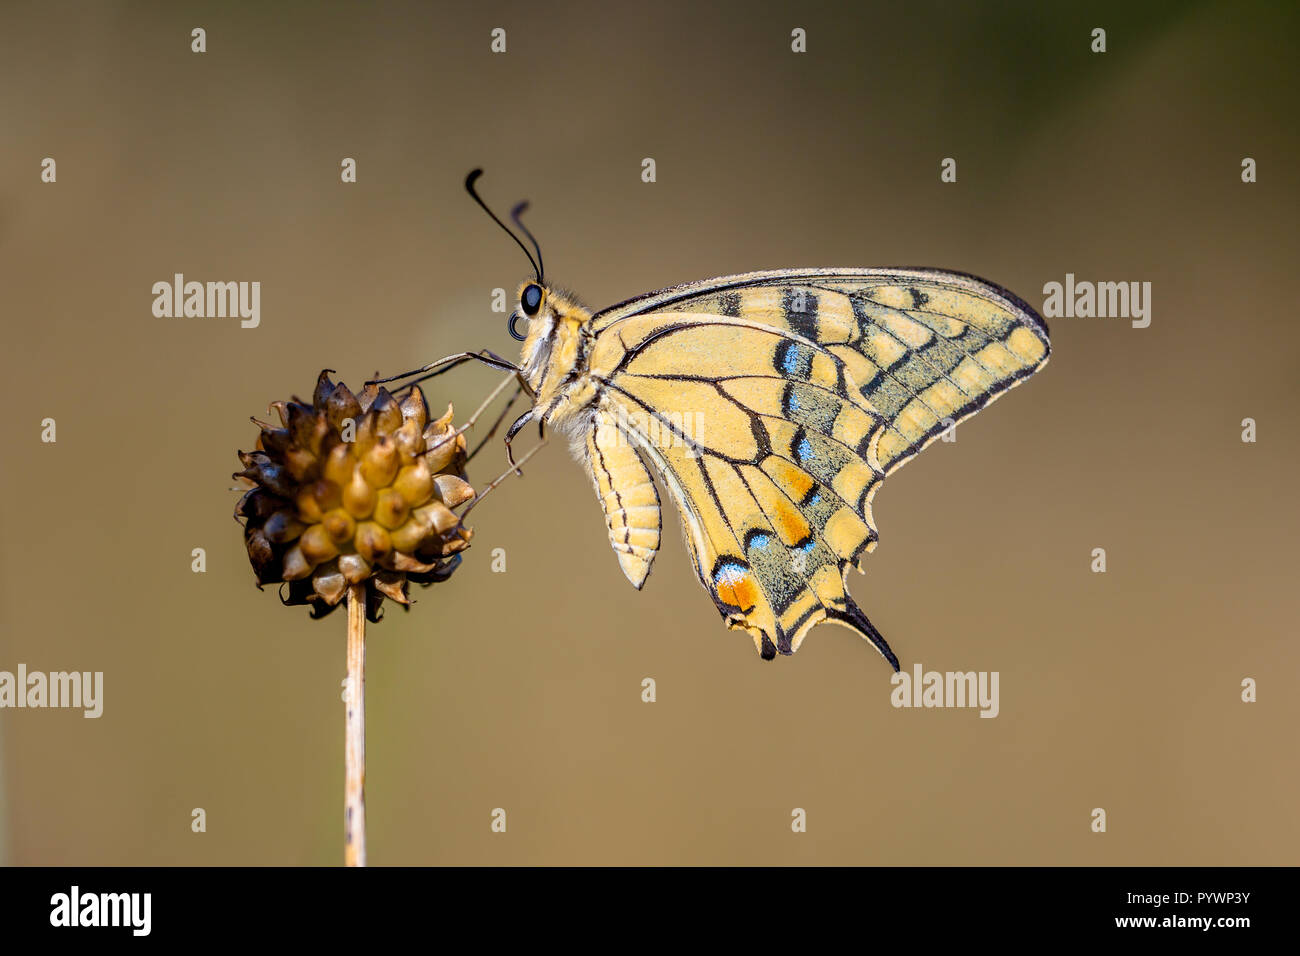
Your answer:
[460,430,550,519]
[366,349,520,389]
[504,409,534,472]
[466,381,525,464]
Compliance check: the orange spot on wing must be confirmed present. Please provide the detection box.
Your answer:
[715,567,758,612]
[766,458,814,501]
[772,502,811,544]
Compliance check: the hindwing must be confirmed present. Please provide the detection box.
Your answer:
[578,269,1050,662]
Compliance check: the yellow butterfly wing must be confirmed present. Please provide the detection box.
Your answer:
[582,269,1050,664]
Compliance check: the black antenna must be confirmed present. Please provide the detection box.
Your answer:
[465,169,540,282]
[510,201,544,284]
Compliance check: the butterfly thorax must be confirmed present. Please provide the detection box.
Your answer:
[517,284,599,431]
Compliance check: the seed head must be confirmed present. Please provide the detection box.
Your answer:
[235,370,475,620]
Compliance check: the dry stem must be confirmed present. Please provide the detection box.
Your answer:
[344,583,367,866]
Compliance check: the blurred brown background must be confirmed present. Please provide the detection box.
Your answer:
[1,0,1296,865]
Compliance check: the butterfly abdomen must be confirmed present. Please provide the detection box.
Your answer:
[584,413,661,590]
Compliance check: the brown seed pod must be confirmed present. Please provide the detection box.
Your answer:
[234,369,474,620]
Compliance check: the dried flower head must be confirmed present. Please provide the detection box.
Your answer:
[234,370,474,620]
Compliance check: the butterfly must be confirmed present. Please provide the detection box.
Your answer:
[379,171,1051,668]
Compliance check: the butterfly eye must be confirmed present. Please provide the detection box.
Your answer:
[507,312,529,341]
[520,283,543,316]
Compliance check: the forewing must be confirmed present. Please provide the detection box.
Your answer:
[586,268,1049,661]
[593,269,1050,473]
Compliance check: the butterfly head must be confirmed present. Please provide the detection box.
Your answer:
[509,280,592,396]
[509,280,546,341]
[467,169,592,392]
[509,280,587,335]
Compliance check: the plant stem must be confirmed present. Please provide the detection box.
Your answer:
[344,583,367,866]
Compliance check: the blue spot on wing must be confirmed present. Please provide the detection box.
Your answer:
[797,437,813,462]
[781,347,800,375]
[714,562,748,586]
[776,341,813,377]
